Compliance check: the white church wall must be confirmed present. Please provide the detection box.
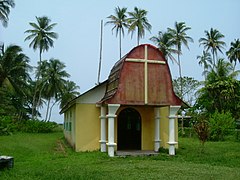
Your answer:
[76,82,107,104]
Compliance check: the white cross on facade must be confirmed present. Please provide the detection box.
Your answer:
[125,45,166,104]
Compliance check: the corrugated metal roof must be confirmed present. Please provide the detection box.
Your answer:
[100,54,127,102]
[99,44,183,106]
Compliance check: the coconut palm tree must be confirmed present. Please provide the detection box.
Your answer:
[197,58,240,118]
[206,58,238,83]
[197,50,212,80]
[47,80,79,121]
[0,44,32,119]
[24,16,58,118]
[59,80,80,108]
[24,16,58,65]
[0,45,31,88]
[106,6,128,59]
[167,22,193,98]
[128,7,152,45]
[39,58,70,121]
[226,39,240,71]
[199,28,226,67]
[0,0,15,27]
[150,31,178,64]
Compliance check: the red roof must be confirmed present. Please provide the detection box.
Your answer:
[99,44,182,106]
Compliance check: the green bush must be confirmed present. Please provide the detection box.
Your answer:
[19,120,58,133]
[209,111,235,141]
[158,147,168,154]
[0,116,59,135]
[0,116,17,135]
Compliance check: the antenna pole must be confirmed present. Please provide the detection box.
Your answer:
[97,20,103,85]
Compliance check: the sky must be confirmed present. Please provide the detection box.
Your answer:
[1,0,240,123]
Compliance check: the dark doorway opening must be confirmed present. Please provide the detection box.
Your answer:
[117,108,141,150]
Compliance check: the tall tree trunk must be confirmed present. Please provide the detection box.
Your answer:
[45,98,51,121]
[119,30,122,59]
[31,50,42,119]
[137,27,140,46]
[212,49,215,69]
[97,20,103,85]
[233,61,236,72]
[204,67,207,81]
[36,83,45,114]
[178,51,183,99]
[48,100,58,121]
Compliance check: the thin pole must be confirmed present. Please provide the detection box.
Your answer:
[97,20,103,85]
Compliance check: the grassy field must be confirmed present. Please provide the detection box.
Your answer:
[0,133,240,180]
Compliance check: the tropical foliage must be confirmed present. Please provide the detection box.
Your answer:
[167,22,193,98]
[226,38,240,70]
[2,3,240,144]
[24,16,59,119]
[0,0,15,27]
[0,45,32,119]
[199,28,226,67]
[105,6,128,59]
[193,114,209,150]
[128,7,152,45]
[0,116,59,134]
[24,16,58,64]
[1,11,79,124]
[0,45,79,121]
[197,50,212,80]
[150,22,193,99]
[37,59,70,121]
[208,111,235,141]
[106,6,152,55]
[195,59,240,117]
[173,76,200,106]
[150,31,178,63]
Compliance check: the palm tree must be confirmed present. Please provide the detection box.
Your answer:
[0,45,31,88]
[150,31,178,64]
[197,50,212,80]
[128,7,152,45]
[105,6,128,59]
[24,16,58,118]
[167,22,193,98]
[0,0,15,27]
[0,44,32,119]
[226,39,240,71]
[206,58,238,83]
[39,58,70,121]
[24,16,58,65]
[48,80,79,121]
[60,80,80,109]
[197,58,240,117]
[199,28,226,67]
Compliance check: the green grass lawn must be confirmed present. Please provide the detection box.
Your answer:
[0,133,240,180]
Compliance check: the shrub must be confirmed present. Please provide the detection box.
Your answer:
[0,116,59,135]
[0,116,17,135]
[158,147,168,154]
[192,114,209,152]
[20,120,58,133]
[208,111,235,141]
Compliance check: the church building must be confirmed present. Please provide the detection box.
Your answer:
[60,44,184,157]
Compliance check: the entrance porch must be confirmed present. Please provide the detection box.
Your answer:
[99,104,180,157]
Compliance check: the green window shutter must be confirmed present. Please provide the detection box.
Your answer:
[69,122,72,131]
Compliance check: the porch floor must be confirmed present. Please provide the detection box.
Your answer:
[116,150,159,157]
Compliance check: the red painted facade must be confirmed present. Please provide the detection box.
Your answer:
[100,44,182,106]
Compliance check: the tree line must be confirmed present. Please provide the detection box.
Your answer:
[1,2,240,136]
[0,1,80,122]
[106,6,240,142]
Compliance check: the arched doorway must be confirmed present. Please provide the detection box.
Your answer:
[117,108,141,150]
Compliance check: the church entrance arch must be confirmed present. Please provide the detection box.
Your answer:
[117,108,141,150]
